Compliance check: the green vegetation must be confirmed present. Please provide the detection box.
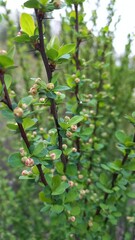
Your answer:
[0,0,135,239]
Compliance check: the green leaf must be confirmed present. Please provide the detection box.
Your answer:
[101,164,116,172]
[51,73,59,84]
[40,205,50,212]
[51,205,64,214]
[66,164,77,176]
[32,165,39,174]
[55,85,70,91]
[108,160,122,171]
[32,142,45,156]
[68,115,83,126]
[7,123,18,131]
[39,191,52,203]
[46,48,58,61]
[47,36,60,50]
[124,161,135,171]
[21,95,33,106]
[7,45,16,59]
[45,91,56,99]
[52,182,69,195]
[99,173,110,186]
[24,0,40,8]
[5,74,12,89]
[14,34,30,43]
[58,44,75,58]
[81,127,93,136]
[55,162,64,174]
[126,191,135,198]
[94,143,104,151]
[52,175,61,191]
[19,176,35,180]
[40,0,48,4]
[57,54,70,63]
[96,182,113,193]
[23,117,37,130]
[70,206,80,216]
[1,108,14,120]
[59,121,69,130]
[8,152,23,168]
[44,3,55,12]
[65,189,78,203]
[0,55,14,68]
[115,130,127,144]
[66,77,76,88]
[45,174,52,187]
[20,13,36,37]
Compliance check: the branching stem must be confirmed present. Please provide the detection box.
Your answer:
[0,72,47,186]
[35,10,68,171]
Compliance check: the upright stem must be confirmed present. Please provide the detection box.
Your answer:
[74,4,82,169]
[95,136,134,217]
[35,9,52,82]
[74,3,81,105]
[88,43,108,172]
[74,4,80,71]
[0,71,12,110]
[0,71,47,186]
[35,10,68,170]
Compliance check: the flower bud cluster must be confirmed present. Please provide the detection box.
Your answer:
[21,170,33,176]
[69,216,76,222]
[47,83,54,90]
[20,148,26,157]
[23,157,34,167]
[50,152,56,160]
[66,131,72,138]
[39,97,46,103]
[20,152,35,167]
[68,180,74,187]
[14,107,23,117]
[29,84,38,96]
[71,125,77,132]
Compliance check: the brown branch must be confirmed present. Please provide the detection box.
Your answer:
[35,9,52,82]
[74,3,81,104]
[74,4,81,71]
[73,4,82,170]
[35,9,68,171]
[0,71,47,186]
[37,164,48,185]
[88,43,108,172]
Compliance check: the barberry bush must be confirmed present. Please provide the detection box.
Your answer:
[0,0,135,239]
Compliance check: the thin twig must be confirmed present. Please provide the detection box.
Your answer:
[95,135,134,218]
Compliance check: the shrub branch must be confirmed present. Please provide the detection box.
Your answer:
[0,71,47,186]
[95,134,135,217]
[35,9,68,171]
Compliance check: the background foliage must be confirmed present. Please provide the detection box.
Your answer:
[0,0,135,239]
